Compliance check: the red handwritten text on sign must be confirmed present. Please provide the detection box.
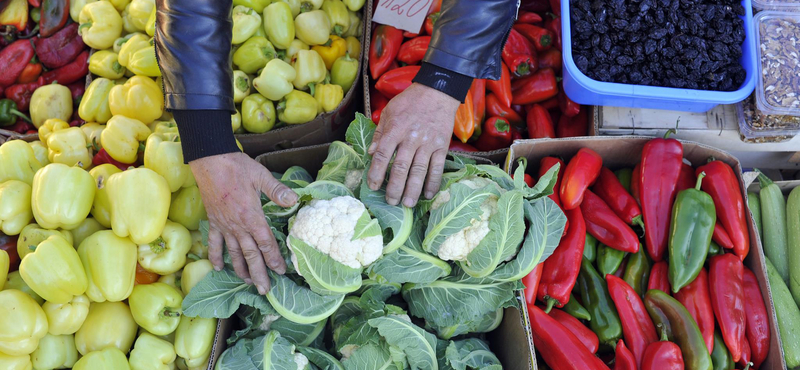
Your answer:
[372,0,433,33]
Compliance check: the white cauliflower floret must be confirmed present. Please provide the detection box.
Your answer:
[294,352,310,370]
[259,314,282,331]
[344,169,363,192]
[340,344,359,359]
[288,196,383,269]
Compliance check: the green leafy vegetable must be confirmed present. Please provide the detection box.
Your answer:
[181,268,275,319]
[266,271,345,324]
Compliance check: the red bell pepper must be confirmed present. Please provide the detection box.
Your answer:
[369,88,388,125]
[708,253,746,362]
[0,233,20,272]
[556,108,589,138]
[675,163,697,192]
[511,68,558,105]
[712,223,734,250]
[486,62,512,107]
[606,274,658,368]
[369,25,404,79]
[39,0,69,37]
[549,308,600,354]
[639,133,683,262]
[502,28,536,77]
[696,160,749,261]
[517,10,543,24]
[33,23,86,69]
[647,261,670,293]
[396,36,430,65]
[374,65,420,99]
[42,50,90,85]
[0,38,35,88]
[474,117,511,151]
[529,304,611,370]
[16,56,42,84]
[67,80,86,106]
[522,263,543,305]
[471,79,486,138]
[631,163,641,204]
[742,267,769,369]
[539,96,559,110]
[539,48,562,73]
[674,269,715,354]
[428,0,441,15]
[513,23,553,52]
[0,0,28,31]
[526,103,555,139]
[593,167,645,230]
[641,330,684,370]
[448,139,478,152]
[581,190,639,253]
[539,157,565,209]
[614,340,637,370]
[545,13,562,49]
[559,89,580,118]
[560,147,602,210]
[424,12,438,35]
[5,76,44,111]
[402,31,418,38]
[486,93,523,126]
[538,207,585,311]
[93,148,133,170]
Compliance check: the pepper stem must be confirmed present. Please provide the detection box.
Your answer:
[743,363,752,370]
[663,129,676,139]
[161,308,182,318]
[544,297,557,313]
[516,63,530,77]
[631,215,645,236]
[755,168,773,188]
[695,171,706,190]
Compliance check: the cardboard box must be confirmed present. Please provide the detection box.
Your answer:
[206,319,234,370]
[507,137,787,370]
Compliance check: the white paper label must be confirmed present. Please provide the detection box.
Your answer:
[372,0,434,33]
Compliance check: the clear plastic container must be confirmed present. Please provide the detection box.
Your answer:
[754,11,800,118]
[752,0,800,12]
[737,94,800,142]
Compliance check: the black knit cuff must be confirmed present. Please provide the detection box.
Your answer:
[172,110,240,163]
[412,62,474,103]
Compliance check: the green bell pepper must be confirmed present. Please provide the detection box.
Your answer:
[0,99,31,127]
[331,54,358,92]
[295,10,332,45]
[241,93,276,133]
[264,2,295,49]
[278,90,318,124]
[232,5,261,44]
[231,110,242,133]
[128,282,183,336]
[233,0,270,12]
[174,316,218,368]
[322,0,350,36]
[343,10,362,37]
[129,333,176,370]
[232,36,277,74]
[668,172,715,293]
[577,257,622,347]
[233,70,251,103]
[293,49,327,89]
[169,185,207,231]
[622,245,650,297]
[596,243,625,276]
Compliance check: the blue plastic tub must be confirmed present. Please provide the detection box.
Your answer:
[561,0,757,112]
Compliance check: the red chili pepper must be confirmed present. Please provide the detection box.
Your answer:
[471,79,486,138]
[538,97,559,110]
[474,117,511,151]
[695,160,749,261]
[39,0,69,37]
[5,76,44,111]
[369,87,388,114]
[517,10,544,24]
[640,133,683,262]
[371,106,384,124]
[550,0,562,15]
[538,207,585,311]
[428,0,442,15]
[522,263,543,305]
[28,0,41,7]
[581,190,640,253]
[538,49,562,73]
[16,57,42,84]
[42,50,90,85]
[0,39,35,88]
[742,267,769,369]
[92,148,133,171]
[402,31,419,38]
[549,308,600,354]
[33,23,86,69]
[560,147,602,210]
[545,13,562,49]
[513,23,553,52]
[486,62,512,107]
[4,119,34,134]
[448,139,478,152]
[0,233,20,272]
[69,119,84,127]
[396,36,430,65]
[486,93,523,126]
[674,268,715,354]
[67,80,85,106]
[511,68,558,105]
[539,157,565,208]
[374,65,420,99]
[510,125,523,141]
[526,103,555,139]
[593,167,645,230]
[559,90,580,119]
[555,108,589,138]
[631,163,641,204]
[712,223,734,250]
[606,274,658,368]
[648,261,671,293]
[502,28,536,77]
[614,340,638,370]
[738,342,752,370]
[520,0,551,13]
[529,304,611,370]
[675,163,697,192]
[641,331,684,370]
[424,12,439,36]
[709,253,746,362]
[369,25,404,80]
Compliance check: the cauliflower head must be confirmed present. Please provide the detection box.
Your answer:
[288,196,383,270]
[294,352,311,370]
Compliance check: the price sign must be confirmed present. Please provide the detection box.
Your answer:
[372,0,434,33]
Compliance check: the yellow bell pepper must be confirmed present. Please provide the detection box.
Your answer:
[264,2,295,49]
[169,186,207,231]
[28,141,49,166]
[231,110,242,133]
[37,118,70,144]
[0,290,47,356]
[312,35,347,69]
[138,220,192,275]
[331,53,358,92]
[89,51,126,80]
[78,1,124,50]
[0,180,32,236]
[128,39,161,77]
[174,315,217,368]
[81,122,106,152]
[0,250,7,291]
[241,93,276,133]
[89,164,122,228]
[108,76,164,124]
[79,78,115,125]
[0,140,42,185]
[343,12,362,37]
[106,168,171,244]
[314,83,344,113]
[109,0,130,12]
[16,224,73,261]
[232,5,262,44]
[145,6,155,36]
[79,230,138,303]
[323,0,349,36]
[70,0,97,22]
[283,38,309,64]
[19,235,88,304]
[29,84,72,129]
[71,217,106,246]
[234,0,270,12]
[31,163,95,230]
[156,272,181,291]
[73,347,131,370]
[129,333,177,370]
[189,230,208,259]
[280,0,302,16]
[30,334,79,370]
[253,59,296,101]
[129,282,183,335]
[232,36,278,75]
[293,49,327,89]
[113,32,139,53]
[5,271,44,305]
[101,114,151,164]
[233,70,251,104]
[118,33,147,67]
[278,89,319,124]
[47,127,93,169]
[180,259,212,296]
[302,0,324,11]
[42,294,90,335]
[75,302,137,355]
[143,132,191,192]
[0,352,31,370]
[295,10,332,45]
[122,0,154,33]
[343,0,364,11]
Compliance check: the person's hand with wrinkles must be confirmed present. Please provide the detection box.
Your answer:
[189,152,298,295]
[367,83,460,206]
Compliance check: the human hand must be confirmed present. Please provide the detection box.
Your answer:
[190,152,298,294]
[367,83,460,207]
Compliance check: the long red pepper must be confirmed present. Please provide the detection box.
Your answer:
[513,23,553,52]
[539,48,562,73]
[673,269,715,354]
[42,50,90,85]
[396,36,430,65]
[549,308,600,354]
[538,207,585,312]
[696,160,749,260]
[675,163,697,192]
[369,25,404,79]
[742,267,769,369]
[593,167,645,231]
[486,62,512,107]
[474,117,511,151]
[502,28,536,77]
[556,108,589,138]
[709,253,746,362]
[517,10,543,24]
[614,340,637,370]
[606,274,658,367]
[0,39,35,88]
[34,23,86,69]
[527,103,555,139]
[448,139,478,152]
[639,133,683,261]
[486,93,523,126]
[511,68,558,105]
[558,88,580,117]
[738,342,753,370]
[631,163,642,204]
[374,65,420,99]
[647,261,671,293]
[560,148,602,210]
[529,305,611,370]
[471,79,486,138]
[522,263,543,305]
[712,223,735,250]
[581,190,639,253]
[641,330,685,370]
[545,14,562,49]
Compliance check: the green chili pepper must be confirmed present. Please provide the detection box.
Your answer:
[707,241,723,259]
[563,293,591,321]
[710,329,734,370]
[0,99,32,126]
[577,257,622,347]
[596,244,626,276]
[644,290,714,370]
[668,172,715,293]
[583,234,597,263]
[615,168,633,193]
[623,245,650,297]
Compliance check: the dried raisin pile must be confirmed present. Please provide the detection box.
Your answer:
[570,0,747,91]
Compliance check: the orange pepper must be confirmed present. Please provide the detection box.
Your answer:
[470,79,486,140]
[453,92,475,143]
[134,263,159,285]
